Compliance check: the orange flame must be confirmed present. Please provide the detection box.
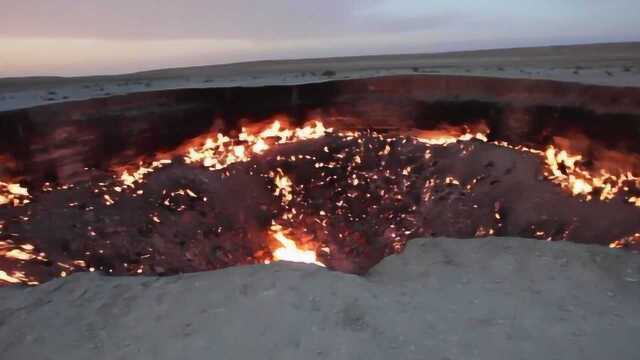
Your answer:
[0,182,30,207]
[269,168,324,267]
[543,145,640,203]
[184,119,332,170]
[609,233,640,249]
[118,159,172,188]
[1,241,46,261]
[0,270,38,285]
[414,122,489,145]
[270,223,325,267]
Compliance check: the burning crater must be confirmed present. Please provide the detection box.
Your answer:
[1,75,640,285]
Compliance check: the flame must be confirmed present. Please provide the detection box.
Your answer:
[103,194,115,205]
[0,117,334,283]
[492,140,639,205]
[184,119,332,170]
[543,145,640,202]
[414,122,489,145]
[0,270,38,285]
[0,240,43,284]
[118,159,172,188]
[269,168,324,267]
[273,171,294,203]
[4,115,640,285]
[1,241,46,261]
[270,223,325,267]
[0,240,82,285]
[0,182,30,207]
[609,233,640,249]
[5,248,36,261]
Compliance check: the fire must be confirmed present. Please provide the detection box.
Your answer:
[414,122,489,145]
[609,233,640,249]
[3,114,640,286]
[492,140,639,205]
[270,223,325,267]
[118,159,172,188]
[0,182,30,207]
[103,194,115,205]
[543,145,640,202]
[1,241,46,261]
[0,239,84,285]
[184,119,332,170]
[273,171,294,203]
[269,168,324,267]
[0,270,38,285]
[5,248,36,261]
[1,240,43,285]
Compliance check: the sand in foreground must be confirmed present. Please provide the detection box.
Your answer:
[1,237,639,360]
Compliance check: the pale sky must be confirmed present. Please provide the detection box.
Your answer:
[1,0,638,77]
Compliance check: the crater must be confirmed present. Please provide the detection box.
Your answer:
[1,75,639,285]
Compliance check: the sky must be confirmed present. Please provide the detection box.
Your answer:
[1,0,638,77]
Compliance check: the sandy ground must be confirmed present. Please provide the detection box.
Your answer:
[1,42,639,112]
[1,237,638,360]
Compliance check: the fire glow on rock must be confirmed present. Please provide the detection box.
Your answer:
[1,117,640,285]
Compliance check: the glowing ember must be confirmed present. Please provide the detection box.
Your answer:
[103,194,115,205]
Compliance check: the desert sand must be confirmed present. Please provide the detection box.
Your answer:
[1,42,639,112]
[1,237,639,360]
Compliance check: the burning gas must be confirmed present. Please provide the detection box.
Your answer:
[0,241,43,285]
[118,159,172,188]
[184,120,331,170]
[1,116,640,285]
[544,145,640,203]
[269,168,325,266]
[0,182,30,207]
[413,122,489,145]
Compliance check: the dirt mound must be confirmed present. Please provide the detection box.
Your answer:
[1,237,639,360]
